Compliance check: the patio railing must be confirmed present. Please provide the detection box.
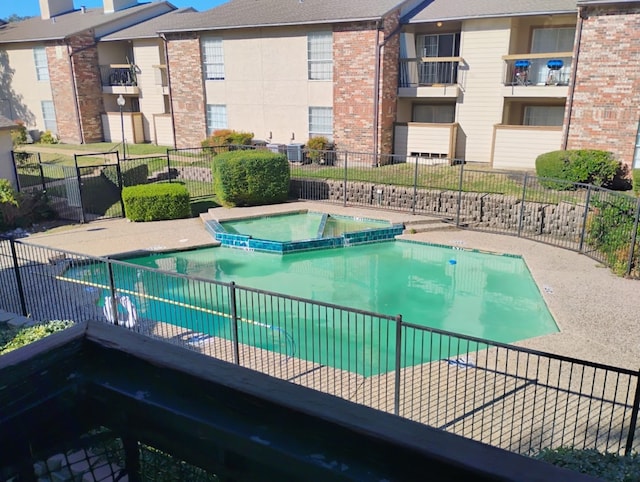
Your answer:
[1,237,640,456]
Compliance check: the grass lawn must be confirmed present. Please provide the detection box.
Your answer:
[43,142,168,156]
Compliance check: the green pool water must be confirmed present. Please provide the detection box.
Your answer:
[221,212,389,242]
[66,241,558,376]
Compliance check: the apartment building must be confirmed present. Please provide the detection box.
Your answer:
[157,0,426,152]
[0,0,175,144]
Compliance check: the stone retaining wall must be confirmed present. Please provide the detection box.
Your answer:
[291,178,586,240]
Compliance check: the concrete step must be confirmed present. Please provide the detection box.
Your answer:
[402,220,456,234]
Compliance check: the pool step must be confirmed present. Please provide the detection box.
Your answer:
[402,218,456,234]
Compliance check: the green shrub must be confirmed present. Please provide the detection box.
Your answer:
[38,130,58,144]
[202,129,254,148]
[537,447,640,481]
[11,121,27,146]
[306,136,334,164]
[1,320,75,355]
[586,194,639,277]
[122,183,190,221]
[535,150,620,190]
[102,163,149,187]
[633,169,640,197]
[213,150,289,207]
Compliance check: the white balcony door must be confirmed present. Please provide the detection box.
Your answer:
[417,34,458,85]
[531,27,575,85]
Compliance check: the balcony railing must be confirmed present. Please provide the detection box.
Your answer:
[503,52,573,87]
[99,64,138,87]
[399,57,463,88]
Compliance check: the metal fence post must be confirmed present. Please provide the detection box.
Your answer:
[166,153,172,184]
[229,281,241,365]
[9,239,28,317]
[394,314,403,416]
[455,162,465,227]
[626,198,640,277]
[74,154,86,224]
[10,151,21,192]
[517,172,528,237]
[38,157,46,193]
[115,153,126,218]
[343,151,348,207]
[578,184,593,253]
[624,370,640,455]
[412,159,419,215]
[107,261,120,326]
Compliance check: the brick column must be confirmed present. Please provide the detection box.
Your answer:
[566,6,640,169]
[166,33,206,148]
[333,22,378,153]
[47,33,104,144]
[378,11,400,156]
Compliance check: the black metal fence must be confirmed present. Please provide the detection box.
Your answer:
[1,237,639,456]
[11,146,640,277]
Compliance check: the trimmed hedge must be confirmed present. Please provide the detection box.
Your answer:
[1,320,75,355]
[213,150,289,206]
[122,183,191,221]
[535,150,619,190]
[633,169,640,197]
[102,163,149,187]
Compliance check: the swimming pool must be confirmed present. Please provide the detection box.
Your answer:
[204,211,405,253]
[63,240,558,376]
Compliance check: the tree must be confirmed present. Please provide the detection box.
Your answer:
[2,14,32,23]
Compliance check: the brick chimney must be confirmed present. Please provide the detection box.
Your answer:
[39,0,75,20]
[103,0,138,14]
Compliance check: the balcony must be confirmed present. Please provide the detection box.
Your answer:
[398,57,464,98]
[502,53,573,98]
[394,122,458,159]
[491,124,563,170]
[99,64,139,94]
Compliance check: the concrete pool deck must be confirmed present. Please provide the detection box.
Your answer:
[25,201,639,370]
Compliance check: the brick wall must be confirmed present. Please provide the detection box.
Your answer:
[378,11,400,155]
[566,6,640,168]
[166,33,206,148]
[47,33,104,144]
[333,22,379,153]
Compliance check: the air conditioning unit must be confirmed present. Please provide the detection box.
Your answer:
[286,143,304,162]
[266,143,285,154]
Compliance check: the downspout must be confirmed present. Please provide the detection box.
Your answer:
[66,40,85,144]
[161,33,177,149]
[562,8,585,150]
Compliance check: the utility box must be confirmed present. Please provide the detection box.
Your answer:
[267,143,285,154]
[286,143,304,162]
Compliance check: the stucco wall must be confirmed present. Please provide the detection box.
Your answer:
[0,130,16,188]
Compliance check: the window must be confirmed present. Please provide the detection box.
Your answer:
[523,106,564,126]
[206,104,227,135]
[412,104,455,123]
[307,32,332,80]
[416,33,460,85]
[202,37,224,80]
[531,27,576,53]
[308,107,333,139]
[41,101,57,134]
[33,47,49,81]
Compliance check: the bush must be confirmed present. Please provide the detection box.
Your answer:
[213,150,289,207]
[102,163,149,187]
[537,447,640,481]
[306,136,334,164]
[37,130,58,144]
[633,169,640,197]
[122,183,190,221]
[11,120,27,146]
[202,129,254,148]
[535,150,620,190]
[1,320,75,355]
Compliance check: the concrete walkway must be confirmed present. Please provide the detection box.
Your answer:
[24,201,640,371]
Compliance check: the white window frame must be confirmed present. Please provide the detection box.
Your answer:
[206,104,227,135]
[307,32,332,81]
[308,107,333,140]
[41,100,57,134]
[202,37,225,81]
[523,105,565,127]
[33,47,50,81]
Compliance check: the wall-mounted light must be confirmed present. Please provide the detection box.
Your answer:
[291,132,295,141]
[436,21,443,28]
[268,131,272,140]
